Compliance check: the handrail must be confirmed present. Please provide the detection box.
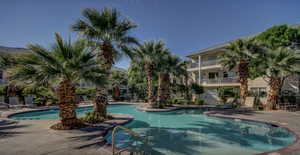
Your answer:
[112,126,148,155]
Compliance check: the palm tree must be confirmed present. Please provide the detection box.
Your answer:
[157,54,182,107]
[219,39,261,105]
[71,8,138,117]
[132,41,168,107]
[173,60,191,100]
[6,33,106,129]
[128,60,148,101]
[259,47,300,110]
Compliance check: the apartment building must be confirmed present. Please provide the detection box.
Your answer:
[186,43,279,105]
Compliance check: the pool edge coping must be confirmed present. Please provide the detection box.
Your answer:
[2,103,140,119]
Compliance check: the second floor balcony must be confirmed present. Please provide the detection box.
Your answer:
[188,59,219,69]
[201,77,239,84]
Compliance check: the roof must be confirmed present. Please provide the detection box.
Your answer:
[187,22,300,58]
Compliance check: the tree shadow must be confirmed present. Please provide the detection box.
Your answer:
[187,119,294,151]
[68,119,143,150]
[0,119,29,138]
[111,119,293,154]
[206,107,258,116]
[109,121,216,155]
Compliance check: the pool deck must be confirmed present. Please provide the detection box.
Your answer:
[1,103,300,155]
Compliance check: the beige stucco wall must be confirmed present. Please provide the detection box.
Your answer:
[248,77,268,89]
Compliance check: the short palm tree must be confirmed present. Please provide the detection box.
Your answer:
[133,41,168,107]
[71,8,138,117]
[260,47,300,110]
[219,39,261,105]
[7,33,106,129]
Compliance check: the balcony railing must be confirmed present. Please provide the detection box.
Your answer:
[201,77,239,84]
[201,59,218,67]
[188,60,220,69]
[189,62,199,69]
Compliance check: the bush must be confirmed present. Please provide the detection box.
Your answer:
[76,88,96,100]
[190,83,204,95]
[256,105,264,111]
[81,112,113,124]
[195,99,204,105]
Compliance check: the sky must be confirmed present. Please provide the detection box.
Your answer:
[1,0,300,69]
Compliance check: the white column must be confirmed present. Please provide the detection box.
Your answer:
[198,55,201,85]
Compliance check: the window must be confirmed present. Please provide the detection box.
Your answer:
[250,87,267,97]
[0,71,3,80]
[208,72,219,79]
[223,72,228,78]
[207,55,217,61]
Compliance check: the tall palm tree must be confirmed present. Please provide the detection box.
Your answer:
[71,8,138,117]
[219,39,261,105]
[132,41,168,107]
[157,54,182,107]
[173,60,191,100]
[259,47,300,110]
[6,33,106,129]
[128,60,148,101]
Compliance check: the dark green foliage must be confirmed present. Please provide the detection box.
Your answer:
[22,85,57,106]
[190,83,204,95]
[71,7,138,62]
[128,60,156,101]
[217,87,239,104]
[82,112,106,124]
[75,88,96,100]
[256,25,300,49]
[82,111,113,124]
[168,98,192,105]
[0,85,6,96]
[195,99,204,105]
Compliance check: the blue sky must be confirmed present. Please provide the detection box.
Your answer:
[1,0,300,69]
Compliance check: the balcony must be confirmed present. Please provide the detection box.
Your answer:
[201,77,239,84]
[201,59,218,67]
[189,62,199,69]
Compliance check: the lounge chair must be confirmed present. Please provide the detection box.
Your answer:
[0,102,9,109]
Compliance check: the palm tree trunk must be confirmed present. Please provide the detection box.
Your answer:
[266,77,281,110]
[93,43,114,117]
[146,63,155,107]
[184,74,190,100]
[157,72,170,108]
[58,79,79,128]
[238,61,249,105]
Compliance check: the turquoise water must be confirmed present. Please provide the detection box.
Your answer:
[10,104,296,155]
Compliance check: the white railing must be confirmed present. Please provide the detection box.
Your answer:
[201,59,218,67]
[201,77,239,84]
[189,62,199,69]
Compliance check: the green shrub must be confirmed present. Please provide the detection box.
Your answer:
[256,105,264,111]
[76,88,96,100]
[0,85,7,96]
[82,112,107,124]
[190,83,204,95]
[195,99,204,105]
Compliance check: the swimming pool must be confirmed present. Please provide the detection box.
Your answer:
[10,104,296,155]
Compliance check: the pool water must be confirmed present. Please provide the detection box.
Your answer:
[10,104,296,155]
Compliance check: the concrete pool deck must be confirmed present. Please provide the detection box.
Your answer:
[1,103,300,155]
